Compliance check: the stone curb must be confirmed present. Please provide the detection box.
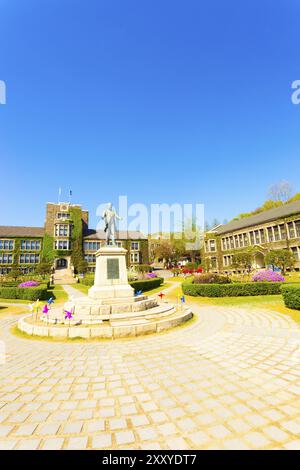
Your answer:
[17,310,193,339]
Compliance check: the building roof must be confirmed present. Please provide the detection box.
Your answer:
[0,226,45,238]
[83,229,147,240]
[215,200,300,235]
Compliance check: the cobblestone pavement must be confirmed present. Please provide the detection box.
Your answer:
[1,288,300,450]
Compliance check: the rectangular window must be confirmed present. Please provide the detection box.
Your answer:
[295,220,300,238]
[274,226,280,241]
[260,229,266,243]
[222,238,227,250]
[130,252,140,263]
[291,247,299,261]
[55,240,71,250]
[0,254,13,264]
[19,254,39,264]
[244,234,249,246]
[131,241,140,250]
[84,241,101,251]
[84,254,96,263]
[57,212,70,219]
[250,232,255,245]
[210,257,217,269]
[267,227,274,242]
[0,239,14,250]
[0,267,12,274]
[209,239,216,252]
[254,230,260,244]
[278,224,286,240]
[21,240,41,251]
[288,222,296,239]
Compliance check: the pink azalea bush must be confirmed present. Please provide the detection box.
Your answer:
[252,270,285,283]
[18,280,40,288]
[147,272,157,278]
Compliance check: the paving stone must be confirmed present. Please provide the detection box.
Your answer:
[63,421,83,434]
[17,439,41,450]
[115,430,135,445]
[66,436,88,450]
[91,434,112,449]
[42,438,65,450]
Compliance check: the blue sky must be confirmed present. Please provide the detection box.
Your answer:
[0,0,300,230]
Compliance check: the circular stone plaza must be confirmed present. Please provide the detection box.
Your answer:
[1,279,300,450]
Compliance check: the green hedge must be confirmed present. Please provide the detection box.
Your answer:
[281,285,300,310]
[182,281,283,297]
[130,278,163,293]
[80,277,94,286]
[80,277,164,292]
[0,285,48,300]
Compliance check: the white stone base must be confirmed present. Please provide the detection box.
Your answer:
[88,284,134,301]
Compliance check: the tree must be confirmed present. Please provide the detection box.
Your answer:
[76,259,88,274]
[268,181,293,203]
[7,267,20,281]
[35,260,53,279]
[231,252,253,272]
[265,249,295,275]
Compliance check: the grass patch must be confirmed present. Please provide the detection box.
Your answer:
[0,305,26,316]
[71,283,89,295]
[0,298,31,304]
[48,285,69,303]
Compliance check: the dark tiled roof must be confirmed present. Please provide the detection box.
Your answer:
[83,229,147,240]
[216,200,300,235]
[0,226,45,238]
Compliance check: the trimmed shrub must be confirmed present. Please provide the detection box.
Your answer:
[80,277,163,293]
[130,278,163,293]
[80,277,94,286]
[0,284,48,300]
[252,270,285,283]
[182,281,283,297]
[281,285,300,310]
[193,273,231,284]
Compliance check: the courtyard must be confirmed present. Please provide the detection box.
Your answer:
[1,282,300,450]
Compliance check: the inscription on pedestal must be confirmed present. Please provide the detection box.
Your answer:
[107,258,120,280]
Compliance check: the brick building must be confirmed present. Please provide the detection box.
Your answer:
[203,200,300,273]
[0,202,148,275]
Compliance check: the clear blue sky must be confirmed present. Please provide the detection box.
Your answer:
[1,0,300,230]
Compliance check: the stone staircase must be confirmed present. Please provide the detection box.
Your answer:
[53,268,76,285]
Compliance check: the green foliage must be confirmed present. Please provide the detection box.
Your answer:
[35,261,52,278]
[42,233,55,262]
[70,207,85,273]
[182,281,283,297]
[134,264,153,273]
[6,267,21,281]
[265,249,295,275]
[130,277,163,292]
[281,285,300,310]
[0,284,48,300]
[193,273,231,284]
[80,276,164,292]
[231,252,253,270]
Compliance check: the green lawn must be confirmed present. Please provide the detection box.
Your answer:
[72,283,89,295]
[0,304,26,317]
[47,285,68,303]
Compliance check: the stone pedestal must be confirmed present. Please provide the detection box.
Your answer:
[88,246,134,301]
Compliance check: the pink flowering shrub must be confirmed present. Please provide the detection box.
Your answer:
[252,270,285,283]
[147,272,157,278]
[18,280,40,288]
